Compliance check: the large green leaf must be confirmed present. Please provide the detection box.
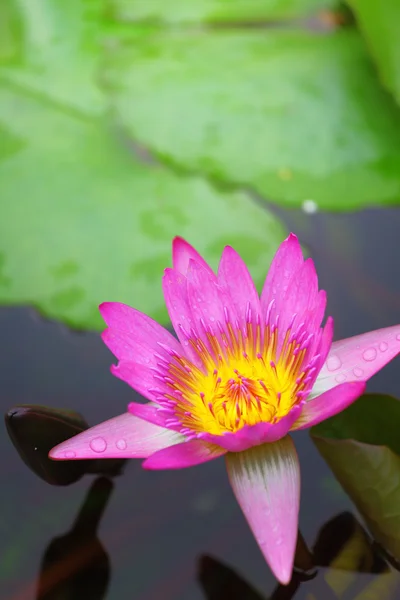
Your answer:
[0,0,107,114]
[0,85,286,329]
[107,0,337,24]
[311,394,400,561]
[347,0,400,106]
[104,28,400,211]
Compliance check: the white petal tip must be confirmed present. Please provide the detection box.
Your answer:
[271,561,293,585]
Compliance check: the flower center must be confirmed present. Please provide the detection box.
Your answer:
[162,321,318,436]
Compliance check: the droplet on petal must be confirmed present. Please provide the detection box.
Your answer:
[116,439,127,450]
[90,437,108,453]
[353,367,364,378]
[326,355,341,372]
[362,348,377,362]
[64,450,76,459]
[335,373,346,383]
[379,342,388,352]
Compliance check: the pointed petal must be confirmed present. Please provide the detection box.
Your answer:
[111,361,168,403]
[217,245,261,328]
[312,325,400,397]
[279,258,320,336]
[49,413,184,460]
[172,237,215,277]
[162,268,203,367]
[225,436,300,585]
[128,401,171,428]
[291,381,365,430]
[260,233,303,322]
[99,302,181,364]
[143,439,226,470]
[186,259,237,344]
[200,404,303,452]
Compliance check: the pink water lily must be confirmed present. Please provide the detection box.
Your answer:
[50,234,400,584]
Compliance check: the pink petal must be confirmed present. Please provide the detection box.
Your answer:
[225,435,300,585]
[278,258,321,344]
[186,259,237,346]
[99,302,181,363]
[142,439,226,470]
[111,361,168,403]
[49,413,184,460]
[200,404,303,452]
[217,245,261,329]
[172,237,215,277]
[260,233,303,323]
[128,401,171,428]
[162,268,203,367]
[311,325,400,397]
[291,381,366,430]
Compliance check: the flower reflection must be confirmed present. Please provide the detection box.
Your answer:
[50,235,400,583]
[36,477,112,600]
[198,513,396,600]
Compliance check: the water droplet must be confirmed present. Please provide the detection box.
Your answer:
[335,373,346,383]
[363,348,377,361]
[275,537,283,546]
[210,316,215,322]
[90,437,107,453]
[326,355,341,371]
[116,439,127,450]
[64,450,76,458]
[353,367,364,378]
[379,342,388,352]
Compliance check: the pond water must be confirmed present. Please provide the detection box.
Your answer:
[1,206,400,600]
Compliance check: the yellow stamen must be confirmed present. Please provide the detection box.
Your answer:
[166,324,310,435]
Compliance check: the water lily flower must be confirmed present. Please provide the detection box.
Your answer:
[49,234,400,584]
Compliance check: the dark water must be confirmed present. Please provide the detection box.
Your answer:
[1,207,400,600]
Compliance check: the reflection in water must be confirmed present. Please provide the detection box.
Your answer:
[199,513,396,600]
[198,554,264,600]
[313,512,387,575]
[36,477,112,600]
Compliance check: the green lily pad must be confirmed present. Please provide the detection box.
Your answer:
[0,0,106,115]
[0,84,286,330]
[104,28,400,211]
[311,394,400,561]
[107,0,337,24]
[347,0,400,106]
